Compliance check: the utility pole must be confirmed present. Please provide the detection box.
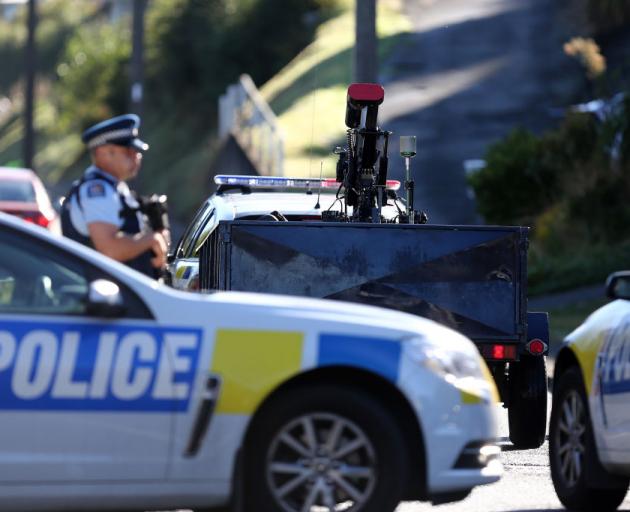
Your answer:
[354,0,378,83]
[130,0,147,117]
[24,0,37,171]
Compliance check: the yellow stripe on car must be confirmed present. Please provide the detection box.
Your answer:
[460,389,484,404]
[480,358,500,403]
[211,329,304,414]
[572,331,606,395]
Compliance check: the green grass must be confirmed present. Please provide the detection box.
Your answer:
[0,0,410,221]
[546,297,609,349]
[260,0,411,178]
[529,240,630,296]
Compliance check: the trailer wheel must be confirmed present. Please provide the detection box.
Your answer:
[508,355,547,449]
[244,384,410,512]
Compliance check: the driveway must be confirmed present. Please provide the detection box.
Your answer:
[380,0,581,224]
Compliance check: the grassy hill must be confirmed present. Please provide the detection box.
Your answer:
[261,0,410,178]
[0,0,409,222]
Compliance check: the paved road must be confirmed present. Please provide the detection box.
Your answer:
[379,0,580,225]
[397,396,630,512]
[162,394,630,512]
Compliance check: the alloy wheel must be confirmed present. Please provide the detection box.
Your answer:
[554,389,587,487]
[266,412,377,512]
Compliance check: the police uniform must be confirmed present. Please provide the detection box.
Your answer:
[61,114,155,277]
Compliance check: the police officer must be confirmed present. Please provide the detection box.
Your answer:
[61,114,168,278]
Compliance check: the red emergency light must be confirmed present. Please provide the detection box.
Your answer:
[480,344,517,361]
[347,83,385,104]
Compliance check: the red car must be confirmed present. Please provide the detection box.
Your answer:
[0,167,60,234]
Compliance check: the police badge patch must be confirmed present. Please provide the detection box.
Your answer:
[87,182,106,197]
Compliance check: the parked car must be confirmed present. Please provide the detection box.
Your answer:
[0,167,60,235]
[0,210,501,511]
[169,175,405,290]
[550,271,630,511]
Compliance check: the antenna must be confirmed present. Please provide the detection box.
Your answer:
[400,135,417,223]
[315,161,323,209]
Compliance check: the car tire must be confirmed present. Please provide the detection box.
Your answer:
[549,366,629,511]
[508,355,548,449]
[244,384,411,512]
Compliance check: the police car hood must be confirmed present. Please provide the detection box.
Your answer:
[203,290,471,346]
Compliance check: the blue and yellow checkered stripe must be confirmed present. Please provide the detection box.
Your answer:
[210,330,402,414]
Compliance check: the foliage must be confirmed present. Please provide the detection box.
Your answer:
[0,0,96,95]
[586,0,630,34]
[145,0,228,111]
[470,94,630,293]
[468,129,548,226]
[145,0,339,116]
[469,111,609,227]
[261,0,411,176]
[529,240,630,295]
[53,21,131,133]
[563,37,606,80]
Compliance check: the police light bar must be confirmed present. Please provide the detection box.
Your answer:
[214,175,400,191]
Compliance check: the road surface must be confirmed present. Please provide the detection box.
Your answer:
[396,393,627,511]
[380,0,580,224]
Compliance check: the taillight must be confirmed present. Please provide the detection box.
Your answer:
[526,338,547,356]
[479,343,517,361]
[21,211,50,228]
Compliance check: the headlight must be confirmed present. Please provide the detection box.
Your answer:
[405,336,485,382]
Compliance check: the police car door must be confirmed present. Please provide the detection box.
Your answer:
[598,310,630,452]
[0,225,171,482]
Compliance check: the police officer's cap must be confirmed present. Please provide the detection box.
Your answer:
[82,114,149,152]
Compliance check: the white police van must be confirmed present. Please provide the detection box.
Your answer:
[550,272,630,511]
[0,211,501,511]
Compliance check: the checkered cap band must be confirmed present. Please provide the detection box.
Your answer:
[86,128,136,149]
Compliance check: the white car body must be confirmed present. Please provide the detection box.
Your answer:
[560,297,630,471]
[0,212,500,511]
[169,178,406,291]
[550,272,630,510]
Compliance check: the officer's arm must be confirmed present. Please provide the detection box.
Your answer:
[88,222,167,267]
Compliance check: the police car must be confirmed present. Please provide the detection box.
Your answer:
[550,271,630,511]
[0,210,500,511]
[169,175,406,291]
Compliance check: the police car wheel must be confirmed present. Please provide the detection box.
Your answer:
[549,366,629,511]
[508,355,547,449]
[245,384,410,512]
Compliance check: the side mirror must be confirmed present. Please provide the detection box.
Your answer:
[86,279,125,317]
[605,271,630,300]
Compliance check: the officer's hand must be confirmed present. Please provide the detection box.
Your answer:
[149,232,168,269]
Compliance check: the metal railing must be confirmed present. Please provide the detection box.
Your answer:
[218,74,284,176]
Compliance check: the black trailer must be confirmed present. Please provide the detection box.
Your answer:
[199,220,549,449]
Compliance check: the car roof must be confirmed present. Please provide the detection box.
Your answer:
[214,191,342,216]
[0,167,38,181]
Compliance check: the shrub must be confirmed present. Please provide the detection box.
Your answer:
[468,129,556,225]
[563,37,606,79]
[145,0,339,114]
[586,0,630,34]
[53,21,131,133]
[469,112,603,227]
